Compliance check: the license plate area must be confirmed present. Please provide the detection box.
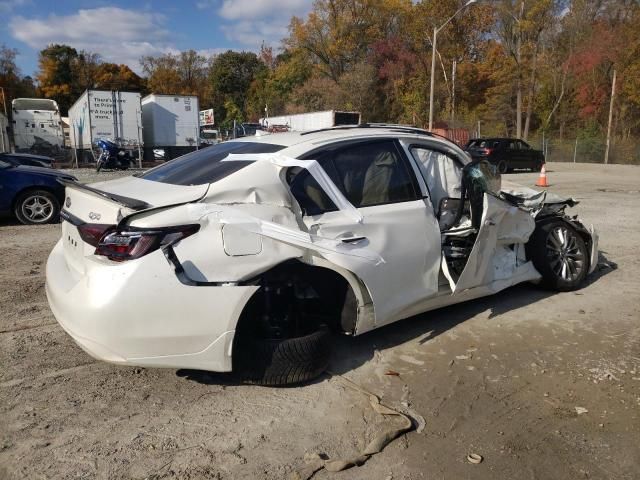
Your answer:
[62,222,87,274]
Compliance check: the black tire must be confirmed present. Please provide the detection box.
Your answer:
[497,160,508,174]
[233,324,332,386]
[526,220,589,291]
[14,189,60,225]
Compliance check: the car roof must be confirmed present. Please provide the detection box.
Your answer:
[227,125,466,154]
[2,152,53,160]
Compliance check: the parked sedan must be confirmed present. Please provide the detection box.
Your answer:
[465,138,544,173]
[0,159,76,224]
[46,126,597,386]
[0,152,54,168]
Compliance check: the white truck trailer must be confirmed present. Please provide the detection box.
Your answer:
[11,98,64,155]
[260,110,360,132]
[141,94,199,161]
[68,90,143,165]
[0,112,10,153]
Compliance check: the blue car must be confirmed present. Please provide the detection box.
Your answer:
[0,156,77,225]
[0,152,54,168]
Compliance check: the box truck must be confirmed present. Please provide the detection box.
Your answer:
[0,112,10,153]
[68,90,143,165]
[260,110,361,132]
[11,98,64,156]
[141,94,199,161]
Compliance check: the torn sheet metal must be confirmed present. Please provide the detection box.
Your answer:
[442,194,539,295]
[224,152,362,223]
[500,179,578,216]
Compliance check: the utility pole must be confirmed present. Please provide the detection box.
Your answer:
[429,25,438,131]
[604,69,616,165]
[451,60,456,127]
[428,0,476,131]
[515,0,524,139]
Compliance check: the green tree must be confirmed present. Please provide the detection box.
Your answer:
[209,50,266,125]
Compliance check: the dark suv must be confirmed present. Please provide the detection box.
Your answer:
[465,138,544,173]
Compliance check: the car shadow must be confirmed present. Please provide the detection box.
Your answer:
[0,218,23,227]
[176,252,617,387]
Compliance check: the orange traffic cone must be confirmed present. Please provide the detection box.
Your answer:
[536,164,549,187]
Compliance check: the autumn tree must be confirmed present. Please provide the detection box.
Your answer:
[93,63,145,91]
[37,44,79,113]
[140,50,209,100]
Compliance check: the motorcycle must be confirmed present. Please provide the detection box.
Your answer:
[95,139,133,172]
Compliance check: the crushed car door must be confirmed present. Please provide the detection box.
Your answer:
[291,139,442,326]
[442,163,536,294]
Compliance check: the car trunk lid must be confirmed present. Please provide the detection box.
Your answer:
[59,177,209,275]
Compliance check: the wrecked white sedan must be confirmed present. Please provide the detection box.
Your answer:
[46,126,598,385]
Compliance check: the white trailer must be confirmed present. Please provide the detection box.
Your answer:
[260,110,360,132]
[0,112,10,153]
[11,98,64,154]
[141,94,199,161]
[68,90,143,165]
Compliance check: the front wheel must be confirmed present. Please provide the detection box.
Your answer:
[527,220,589,291]
[14,190,60,225]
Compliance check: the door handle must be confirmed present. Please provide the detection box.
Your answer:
[341,236,367,244]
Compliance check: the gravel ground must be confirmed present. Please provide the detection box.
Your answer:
[0,162,639,479]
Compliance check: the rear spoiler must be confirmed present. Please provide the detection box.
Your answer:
[57,178,152,211]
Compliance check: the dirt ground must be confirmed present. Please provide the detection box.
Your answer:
[1,162,639,480]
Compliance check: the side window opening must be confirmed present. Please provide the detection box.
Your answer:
[289,140,419,215]
[329,141,417,208]
[289,168,338,216]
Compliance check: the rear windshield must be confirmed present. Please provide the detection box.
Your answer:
[140,141,285,185]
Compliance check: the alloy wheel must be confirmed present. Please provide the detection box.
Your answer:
[21,194,55,223]
[546,225,585,282]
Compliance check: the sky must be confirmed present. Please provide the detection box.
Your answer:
[0,0,314,77]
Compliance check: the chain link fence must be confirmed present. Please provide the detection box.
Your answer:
[527,136,640,165]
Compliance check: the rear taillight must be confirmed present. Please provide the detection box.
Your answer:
[95,224,200,262]
[77,224,115,247]
[482,148,493,155]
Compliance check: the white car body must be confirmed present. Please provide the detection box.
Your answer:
[46,126,598,373]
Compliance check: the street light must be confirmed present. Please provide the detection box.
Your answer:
[428,0,476,131]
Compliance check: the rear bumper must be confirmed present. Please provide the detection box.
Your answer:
[45,239,258,371]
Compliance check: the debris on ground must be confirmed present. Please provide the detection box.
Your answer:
[289,374,416,480]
